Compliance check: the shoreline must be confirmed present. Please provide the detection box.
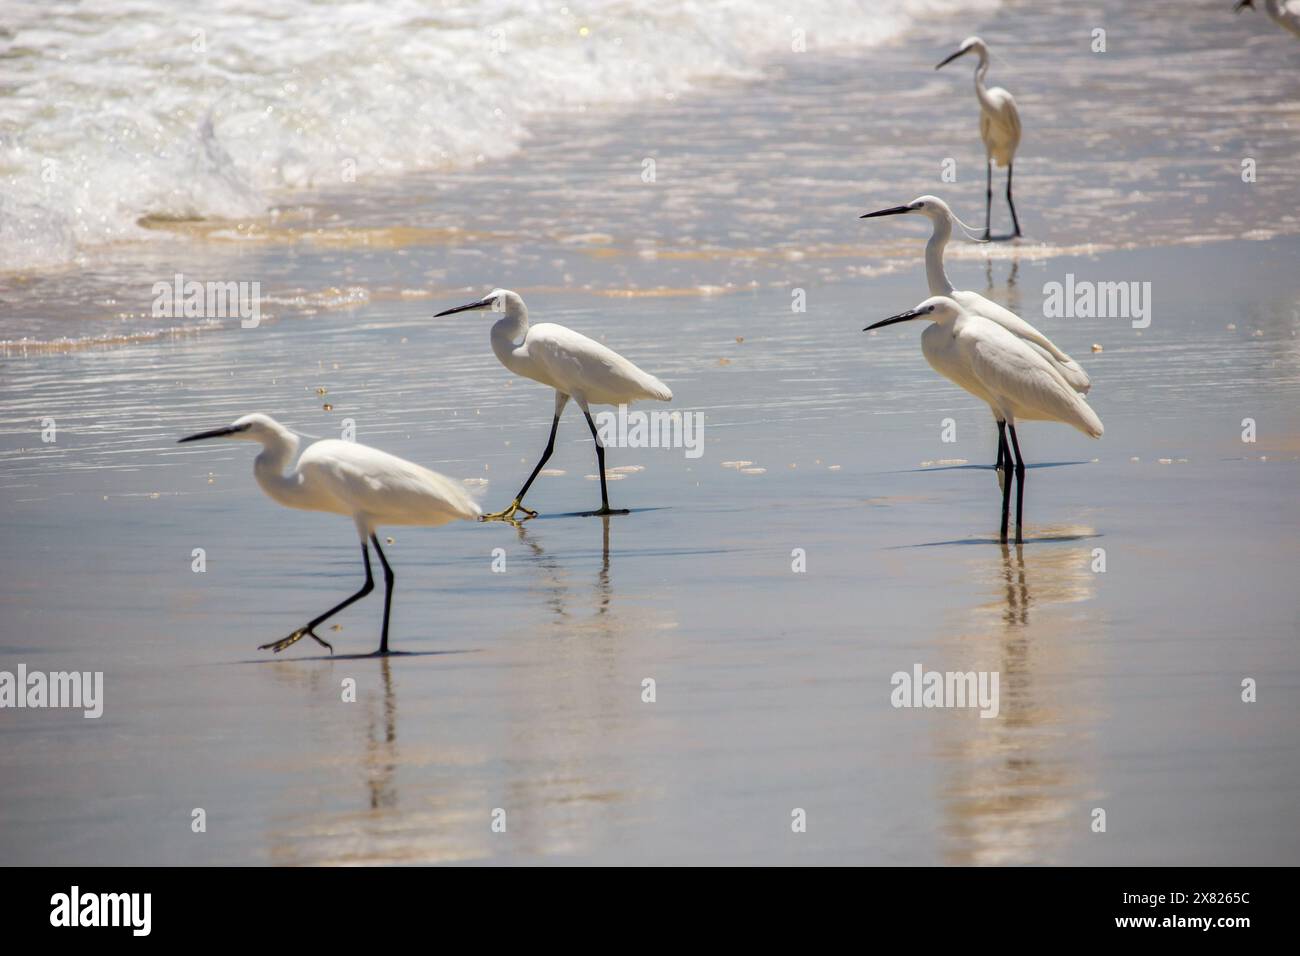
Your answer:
[4,0,1300,347]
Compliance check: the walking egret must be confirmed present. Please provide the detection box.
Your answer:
[435,289,672,523]
[861,195,1089,487]
[178,413,481,655]
[863,296,1102,543]
[1235,0,1300,38]
[936,37,1022,239]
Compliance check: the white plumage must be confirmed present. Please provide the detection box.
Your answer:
[977,84,1021,169]
[939,316,1102,438]
[179,413,479,655]
[937,36,1023,238]
[864,296,1102,542]
[289,439,481,535]
[436,288,671,522]
[861,195,1089,393]
[509,322,672,406]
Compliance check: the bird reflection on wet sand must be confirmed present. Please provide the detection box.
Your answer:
[985,256,1020,302]
[365,657,398,811]
[511,515,614,624]
[262,513,678,864]
[936,531,1103,865]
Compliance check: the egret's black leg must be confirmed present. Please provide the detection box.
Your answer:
[1006,162,1022,238]
[1008,424,1026,544]
[984,157,993,240]
[997,422,1012,542]
[995,419,1006,488]
[261,544,375,653]
[582,409,628,517]
[482,397,568,523]
[509,413,562,508]
[370,534,395,655]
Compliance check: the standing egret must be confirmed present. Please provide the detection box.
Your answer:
[1235,0,1300,38]
[861,195,1089,486]
[178,413,481,655]
[863,296,1102,543]
[435,289,672,522]
[861,196,1087,391]
[936,37,1022,239]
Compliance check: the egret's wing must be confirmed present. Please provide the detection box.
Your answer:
[527,323,671,403]
[954,291,1091,393]
[299,440,481,524]
[1002,92,1021,147]
[1025,342,1090,394]
[986,88,1020,130]
[978,87,1021,164]
[965,327,1102,438]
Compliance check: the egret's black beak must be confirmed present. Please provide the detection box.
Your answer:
[178,424,249,443]
[860,204,914,219]
[935,48,966,70]
[434,298,492,317]
[864,308,927,332]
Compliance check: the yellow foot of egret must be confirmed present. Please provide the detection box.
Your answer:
[479,499,538,524]
[259,626,333,655]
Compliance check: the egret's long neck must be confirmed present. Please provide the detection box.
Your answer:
[490,300,530,374]
[973,53,995,113]
[925,215,955,296]
[252,428,306,509]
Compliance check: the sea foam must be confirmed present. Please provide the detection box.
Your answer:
[0,0,997,271]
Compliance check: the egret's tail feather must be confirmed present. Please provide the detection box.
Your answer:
[643,375,672,402]
[1074,400,1104,439]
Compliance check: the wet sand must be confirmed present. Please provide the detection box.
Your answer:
[2,0,1299,865]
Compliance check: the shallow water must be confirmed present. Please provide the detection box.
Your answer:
[5,0,1299,345]
[0,0,997,272]
[1,0,1299,865]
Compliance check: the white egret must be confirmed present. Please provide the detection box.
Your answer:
[860,196,1088,391]
[863,296,1102,543]
[936,36,1022,239]
[861,195,1089,488]
[1235,0,1300,38]
[178,413,481,655]
[435,289,672,522]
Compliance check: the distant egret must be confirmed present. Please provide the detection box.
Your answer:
[1235,0,1300,38]
[864,297,1102,543]
[862,195,1090,489]
[435,289,671,522]
[179,413,480,655]
[936,37,1022,239]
